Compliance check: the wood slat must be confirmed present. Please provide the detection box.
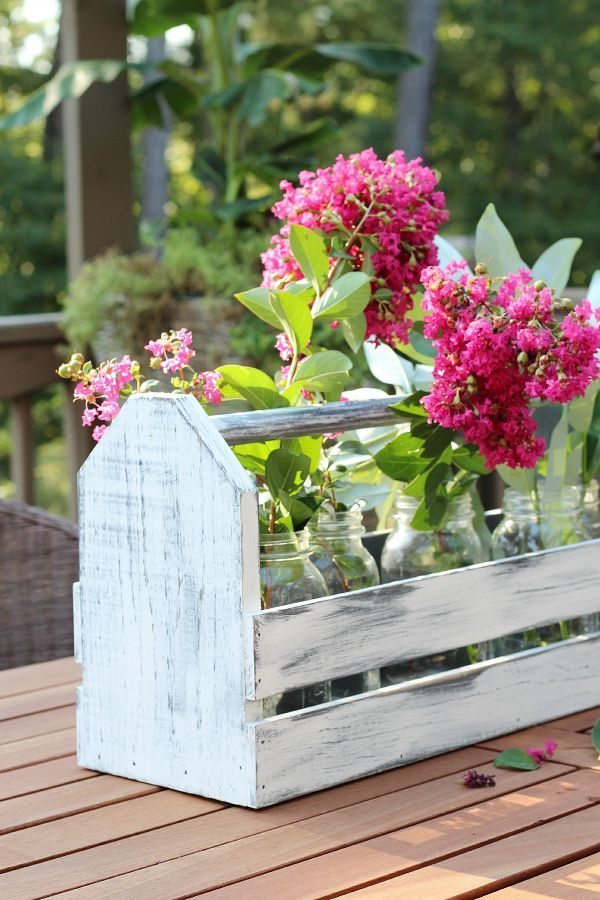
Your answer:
[21,764,573,899]
[550,707,600,732]
[201,770,600,900]
[0,730,75,773]
[0,790,222,874]
[0,774,159,836]
[253,635,600,806]
[0,659,79,699]
[0,756,96,803]
[0,747,494,897]
[478,725,593,754]
[0,708,75,745]
[0,684,76,721]
[213,396,402,445]
[488,850,600,898]
[339,804,600,898]
[249,540,600,698]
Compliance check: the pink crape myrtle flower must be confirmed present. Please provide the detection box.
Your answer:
[420,263,600,469]
[192,370,223,405]
[74,355,137,440]
[145,327,196,374]
[275,332,293,361]
[526,739,558,765]
[261,148,449,347]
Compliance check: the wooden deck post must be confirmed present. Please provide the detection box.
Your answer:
[61,0,134,278]
[60,0,133,500]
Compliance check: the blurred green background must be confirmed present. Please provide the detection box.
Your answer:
[1,0,598,514]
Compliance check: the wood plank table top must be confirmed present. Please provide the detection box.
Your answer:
[0,658,598,899]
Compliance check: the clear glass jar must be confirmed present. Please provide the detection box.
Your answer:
[308,508,380,699]
[380,493,485,684]
[260,531,331,717]
[479,485,596,659]
[582,481,600,540]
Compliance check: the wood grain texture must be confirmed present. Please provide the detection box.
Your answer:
[341,804,600,898]
[40,765,573,899]
[249,539,600,697]
[213,395,402,445]
[202,769,598,900]
[0,748,493,897]
[0,658,79,699]
[0,774,159,836]
[0,730,75,772]
[0,756,96,802]
[0,789,222,873]
[253,634,600,806]
[0,683,76,721]
[490,851,600,899]
[0,706,75,744]
[76,394,261,807]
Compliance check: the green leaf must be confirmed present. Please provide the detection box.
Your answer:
[237,69,293,128]
[531,238,582,294]
[232,440,280,476]
[544,407,569,502]
[265,449,311,502]
[411,422,453,458]
[409,321,436,361]
[315,42,421,76]
[497,464,536,495]
[475,203,526,278]
[494,749,539,771]
[0,60,139,130]
[152,0,238,14]
[217,365,289,410]
[289,224,329,294]
[592,719,600,756]
[567,382,598,434]
[403,447,452,499]
[292,350,353,393]
[139,379,161,393]
[341,314,367,354]
[364,339,414,391]
[392,391,428,420]
[311,271,371,321]
[374,432,430,482]
[452,445,490,475]
[410,491,448,531]
[281,435,322,473]
[269,289,313,355]
[234,287,282,329]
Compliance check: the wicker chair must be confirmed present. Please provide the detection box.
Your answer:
[0,500,79,670]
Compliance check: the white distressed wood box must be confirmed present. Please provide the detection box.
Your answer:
[74,393,600,808]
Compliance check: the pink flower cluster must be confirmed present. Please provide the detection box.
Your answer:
[145,328,195,373]
[61,329,223,442]
[73,356,137,442]
[527,738,558,765]
[262,148,448,347]
[421,264,600,468]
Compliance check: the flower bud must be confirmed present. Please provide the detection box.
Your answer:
[517,351,529,366]
[559,298,574,311]
[466,374,477,385]
[474,263,487,275]
[467,384,478,395]
[533,280,546,291]
[149,356,162,370]
[71,352,85,365]
[57,363,73,379]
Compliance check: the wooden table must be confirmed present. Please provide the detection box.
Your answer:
[0,658,599,899]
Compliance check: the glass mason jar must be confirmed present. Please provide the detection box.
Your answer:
[582,480,600,540]
[380,493,485,684]
[308,508,381,699]
[479,485,595,659]
[260,531,331,717]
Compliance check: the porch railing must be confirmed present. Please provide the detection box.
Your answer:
[0,313,90,517]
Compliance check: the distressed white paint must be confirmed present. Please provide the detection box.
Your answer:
[252,633,600,806]
[77,393,600,809]
[73,581,81,664]
[249,539,600,698]
[76,394,261,807]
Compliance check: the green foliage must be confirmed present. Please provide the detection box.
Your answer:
[494,749,540,771]
[592,719,600,757]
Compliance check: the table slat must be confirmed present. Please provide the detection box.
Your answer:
[340,803,600,898]
[200,769,600,900]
